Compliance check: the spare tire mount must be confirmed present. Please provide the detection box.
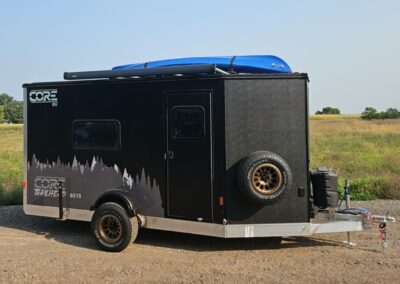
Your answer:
[237,151,292,204]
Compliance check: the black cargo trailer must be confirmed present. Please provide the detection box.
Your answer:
[23,64,391,251]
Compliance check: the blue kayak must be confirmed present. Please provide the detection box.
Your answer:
[112,55,292,74]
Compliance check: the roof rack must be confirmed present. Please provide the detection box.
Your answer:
[64,64,229,80]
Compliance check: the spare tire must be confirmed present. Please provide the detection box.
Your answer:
[237,151,292,204]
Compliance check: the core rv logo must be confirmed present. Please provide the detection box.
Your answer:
[33,176,65,198]
[33,176,82,199]
[29,89,58,107]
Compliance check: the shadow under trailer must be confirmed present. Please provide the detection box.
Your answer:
[23,55,395,251]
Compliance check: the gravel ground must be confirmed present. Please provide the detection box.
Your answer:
[0,201,399,283]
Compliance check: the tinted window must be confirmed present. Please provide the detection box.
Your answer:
[72,120,120,150]
[171,107,205,139]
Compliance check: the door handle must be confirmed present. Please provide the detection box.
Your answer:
[165,150,174,160]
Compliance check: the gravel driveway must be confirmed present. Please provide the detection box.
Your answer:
[0,201,399,283]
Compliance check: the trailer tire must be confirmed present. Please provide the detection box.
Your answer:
[91,202,139,252]
[237,151,291,204]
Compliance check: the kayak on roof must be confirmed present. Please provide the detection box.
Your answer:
[112,55,292,74]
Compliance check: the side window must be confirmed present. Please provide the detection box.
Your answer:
[72,120,121,150]
[171,106,205,140]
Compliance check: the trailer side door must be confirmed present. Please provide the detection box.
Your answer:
[166,91,213,221]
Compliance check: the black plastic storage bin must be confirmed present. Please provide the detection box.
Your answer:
[311,168,338,209]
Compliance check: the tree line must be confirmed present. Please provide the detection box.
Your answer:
[1,93,399,124]
[0,93,23,124]
[360,107,400,120]
[316,106,400,120]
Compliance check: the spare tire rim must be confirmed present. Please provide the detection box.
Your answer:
[99,214,123,244]
[251,163,283,195]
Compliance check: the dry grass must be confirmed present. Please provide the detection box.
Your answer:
[310,114,361,120]
[310,119,400,199]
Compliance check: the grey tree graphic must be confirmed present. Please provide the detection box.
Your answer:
[27,155,164,217]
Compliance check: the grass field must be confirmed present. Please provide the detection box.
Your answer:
[0,119,399,204]
[310,114,361,120]
[0,124,23,205]
[310,119,400,199]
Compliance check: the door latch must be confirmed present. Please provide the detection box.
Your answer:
[165,150,174,160]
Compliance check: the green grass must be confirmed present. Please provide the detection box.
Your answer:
[1,119,399,205]
[0,124,23,205]
[0,187,23,205]
[310,119,400,200]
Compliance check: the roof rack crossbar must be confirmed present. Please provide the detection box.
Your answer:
[64,64,224,80]
[215,68,230,75]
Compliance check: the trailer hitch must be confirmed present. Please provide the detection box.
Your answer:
[372,214,396,251]
[338,180,396,250]
[338,209,396,250]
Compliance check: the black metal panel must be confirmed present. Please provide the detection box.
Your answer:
[26,77,225,221]
[224,76,310,224]
[27,81,167,216]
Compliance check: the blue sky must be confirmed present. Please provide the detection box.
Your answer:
[1,0,399,113]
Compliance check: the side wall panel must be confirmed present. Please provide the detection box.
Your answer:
[25,78,225,222]
[224,78,310,224]
[26,81,167,217]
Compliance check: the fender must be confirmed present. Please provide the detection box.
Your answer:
[90,189,138,217]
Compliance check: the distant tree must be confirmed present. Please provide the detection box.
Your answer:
[4,100,23,123]
[361,107,378,120]
[315,106,341,115]
[384,108,400,119]
[0,93,23,123]
[0,105,4,124]
[361,107,400,120]
[0,93,13,106]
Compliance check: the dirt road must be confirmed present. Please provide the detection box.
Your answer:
[0,201,399,283]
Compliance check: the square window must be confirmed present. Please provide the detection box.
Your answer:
[171,107,205,140]
[72,120,120,150]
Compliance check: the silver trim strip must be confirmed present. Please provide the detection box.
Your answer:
[21,210,365,237]
[143,216,365,238]
[224,223,310,238]
[24,205,93,222]
[144,216,225,237]
[310,221,363,234]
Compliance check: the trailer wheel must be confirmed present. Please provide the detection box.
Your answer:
[237,151,291,204]
[91,202,139,252]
